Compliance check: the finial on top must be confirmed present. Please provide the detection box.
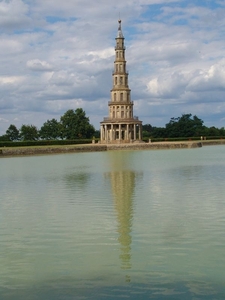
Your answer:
[117,19,123,38]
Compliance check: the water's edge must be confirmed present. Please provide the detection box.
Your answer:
[1,140,225,157]
[0,141,205,156]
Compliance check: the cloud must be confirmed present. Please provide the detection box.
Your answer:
[0,76,24,85]
[0,117,8,123]
[146,58,225,103]
[187,59,225,92]
[0,38,24,55]
[0,0,31,31]
[26,59,54,71]
[147,71,189,99]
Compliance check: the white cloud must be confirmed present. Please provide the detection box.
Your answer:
[0,38,24,54]
[49,71,75,86]
[0,76,25,85]
[187,59,225,92]
[147,71,189,99]
[146,59,225,114]
[0,0,30,30]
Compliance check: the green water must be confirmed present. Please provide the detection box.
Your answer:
[0,146,225,299]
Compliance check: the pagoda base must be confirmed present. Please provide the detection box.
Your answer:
[100,120,143,144]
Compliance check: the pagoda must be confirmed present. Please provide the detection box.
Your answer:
[100,20,142,143]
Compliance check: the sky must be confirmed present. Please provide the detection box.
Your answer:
[0,0,225,135]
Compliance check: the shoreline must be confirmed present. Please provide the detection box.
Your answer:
[0,140,224,157]
[0,140,223,157]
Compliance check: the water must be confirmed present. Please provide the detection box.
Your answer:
[0,146,225,299]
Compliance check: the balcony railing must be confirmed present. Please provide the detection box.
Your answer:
[115,46,126,50]
[112,70,129,75]
[103,116,139,122]
[108,101,134,105]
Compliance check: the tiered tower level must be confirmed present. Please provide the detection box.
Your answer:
[100,20,142,143]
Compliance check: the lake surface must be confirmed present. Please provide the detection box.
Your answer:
[0,145,225,299]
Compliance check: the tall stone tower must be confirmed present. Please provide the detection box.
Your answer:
[100,20,142,143]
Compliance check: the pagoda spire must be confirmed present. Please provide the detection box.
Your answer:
[117,19,124,38]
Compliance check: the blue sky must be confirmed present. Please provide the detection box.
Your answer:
[0,0,225,134]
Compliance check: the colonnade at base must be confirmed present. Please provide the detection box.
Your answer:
[100,122,142,143]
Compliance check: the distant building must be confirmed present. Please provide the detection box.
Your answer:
[100,20,142,143]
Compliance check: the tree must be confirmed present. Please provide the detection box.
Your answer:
[0,134,10,141]
[6,124,20,141]
[165,114,204,137]
[94,129,100,138]
[60,108,95,139]
[152,127,166,138]
[142,124,153,138]
[142,114,225,139]
[206,126,221,136]
[219,127,225,136]
[20,125,39,141]
[39,119,60,140]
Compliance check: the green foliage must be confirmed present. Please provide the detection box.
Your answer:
[152,127,166,138]
[142,124,152,137]
[2,110,224,145]
[39,119,60,140]
[205,126,225,136]
[142,124,166,138]
[142,114,225,139]
[219,127,225,135]
[165,114,204,137]
[0,134,10,141]
[60,108,95,139]
[6,124,20,141]
[1,108,96,143]
[94,130,100,138]
[20,124,39,141]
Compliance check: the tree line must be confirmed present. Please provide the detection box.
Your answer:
[0,108,96,141]
[143,114,225,138]
[0,110,224,142]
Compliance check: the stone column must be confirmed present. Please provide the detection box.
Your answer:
[111,124,113,141]
[100,125,103,141]
[119,124,121,140]
[134,124,136,140]
[103,125,106,141]
[139,125,141,140]
[105,125,107,142]
[126,124,129,140]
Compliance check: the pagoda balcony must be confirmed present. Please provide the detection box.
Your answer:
[115,46,126,50]
[112,70,129,75]
[103,116,140,122]
[108,101,133,105]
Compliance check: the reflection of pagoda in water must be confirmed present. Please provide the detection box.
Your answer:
[106,152,140,272]
[111,169,135,270]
